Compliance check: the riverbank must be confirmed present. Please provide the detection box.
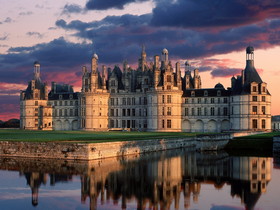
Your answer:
[0,132,230,160]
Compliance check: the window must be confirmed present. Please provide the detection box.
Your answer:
[127,109,131,116]
[223,98,228,103]
[167,85,171,90]
[35,101,38,106]
[144,78,149,85]
[110,98,114,105]
[185,108,188,116]
[116,98,119,105]
[211,107,215,116]
[111,80,115,87]
[204,98,208,103]
[116,109,118,116]
[167,120,171,128]
[185,98,188,104]
[162,95,165,103]
[167,95,172,103]
[167,107,172,115]
[139,109,142,116]
[262,87,266,92]
[262,106,266,114]
[204,108,207,116]
[122,120,126,128]
[252,106,258,114]
[122,98,126,105]
[65,101,68,106]
[144,97,147,105]
[70,101,73,106]
[211,98,215,103]
[262,96,266,102]
[127,98,131,105]
[59,101,62,106]
[162,107,165,115]
[59,95,62,100]
[204,91,208,96]
[253,86,257,92]
[253,119,258,129]
[167,75,172,82]
[262,119,266,129]
[110,109,114,116]
[217,90,221,96]
[218,98,220,104]
[110,120,114,128]
[198,98,201,104]
[252,96,258,101]
[162,120,165,128]
[122,109,126,116]
[70,109,73,116]
[197,108,201,116]
[64,109,68,116]
[223,107,228,116]
[218,108,220,115]
[191,91,195,97]
[132,98,135,105]
[192,108,195,116]
[132,109,135,116]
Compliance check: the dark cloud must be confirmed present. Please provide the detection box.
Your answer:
[0,37,92,84]
[211,68,241,78]
[61,4,85,15]
[0,17,13,25]
[86,0,149,10]
[151,0,280,28]
[26,32,44,39]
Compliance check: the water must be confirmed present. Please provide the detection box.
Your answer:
[0,148,279,210]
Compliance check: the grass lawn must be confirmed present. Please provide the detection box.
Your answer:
[225,131,280,152]
[0,129,201,143]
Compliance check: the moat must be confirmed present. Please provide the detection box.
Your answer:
[0,148,279,210]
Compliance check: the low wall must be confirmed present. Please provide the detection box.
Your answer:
[0,138,196,160]
[0,134,232,160]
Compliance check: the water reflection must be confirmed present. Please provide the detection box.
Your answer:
[0,149,272,210]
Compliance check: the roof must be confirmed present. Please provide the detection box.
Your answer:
[183,88,230,97]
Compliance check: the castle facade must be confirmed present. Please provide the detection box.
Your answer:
[20,46,271,132]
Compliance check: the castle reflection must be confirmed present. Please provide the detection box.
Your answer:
[0,149,271,210]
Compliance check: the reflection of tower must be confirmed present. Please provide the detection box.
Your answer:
[24,172,47,206]
[230,156,272,210]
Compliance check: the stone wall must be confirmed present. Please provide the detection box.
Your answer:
[0,135,231,160]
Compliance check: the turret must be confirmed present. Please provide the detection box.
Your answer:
[33,61,40,81]
[102,65,107,90]
[91,53,98,73]
[176,62,182,89]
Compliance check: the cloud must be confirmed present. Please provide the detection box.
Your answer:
[0,95,20,121]
[151,0,280,28]
[86,0,149,10]
[61,4,85,16]
[0,17,13,25]
[0,34,9,41]
[26,32,44,39]
[19,11,33,16]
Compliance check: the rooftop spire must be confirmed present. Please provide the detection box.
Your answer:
[33,61,41,81]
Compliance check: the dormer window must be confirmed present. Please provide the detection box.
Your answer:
[167,75,172,82]
[252,86,257,92]
[262,86,266,92]
[111,80,116,87]
[204,91,208,96]
[191,91,195,97]
[70,94,73,99]
[217,90,221,96]
[59,95,62,100]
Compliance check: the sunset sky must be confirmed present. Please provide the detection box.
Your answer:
[1,0,280,121]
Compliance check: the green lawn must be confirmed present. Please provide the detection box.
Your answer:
[0,129,200,143]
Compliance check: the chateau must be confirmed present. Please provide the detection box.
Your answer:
[20,46,271,132]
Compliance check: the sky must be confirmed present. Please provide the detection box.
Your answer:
[1,0,280,121]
